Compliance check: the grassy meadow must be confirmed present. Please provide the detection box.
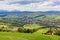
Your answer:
[0,24,60,40]
[0,29,59,40]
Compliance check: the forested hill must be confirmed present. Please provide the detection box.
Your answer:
[0,10,60,15]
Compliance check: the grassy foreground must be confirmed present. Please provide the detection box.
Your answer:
[0,29,60,40]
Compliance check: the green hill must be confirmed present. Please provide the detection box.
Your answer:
[36,15,60,20]
[0,28,59,40]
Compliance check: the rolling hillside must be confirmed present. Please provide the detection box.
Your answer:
[0,11,60,40]
[36,14,60,20]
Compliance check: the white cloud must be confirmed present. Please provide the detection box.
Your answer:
[0,0,60,11]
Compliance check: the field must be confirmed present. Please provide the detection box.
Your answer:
[0,14,60,40]
[0,28,60,40]
[36,15,60,20]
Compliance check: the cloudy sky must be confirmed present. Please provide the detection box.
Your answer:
[0,0,60,11]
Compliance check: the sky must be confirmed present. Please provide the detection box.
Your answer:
[0,0,60,11]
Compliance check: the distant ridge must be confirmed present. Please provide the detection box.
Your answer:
[0,10,60,15]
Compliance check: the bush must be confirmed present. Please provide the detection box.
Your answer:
[18,27,24,32]
[18,27,38,33]
[0,29,2,31]
[54,30,60,35]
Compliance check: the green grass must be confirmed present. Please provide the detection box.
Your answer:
[36,15,60,20]
[0,28,60,40]
[5,15,20,18]
[24,24,43,29]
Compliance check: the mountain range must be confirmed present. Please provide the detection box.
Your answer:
[0,10,60,19]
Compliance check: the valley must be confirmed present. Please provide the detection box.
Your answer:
[0,11,60,40]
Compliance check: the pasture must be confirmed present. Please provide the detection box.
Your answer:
[0,28,59,40]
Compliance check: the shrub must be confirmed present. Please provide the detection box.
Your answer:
[18,27,38,33]
[0,29,2,31]
[18,27,24,32]
[54,30,60,35]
